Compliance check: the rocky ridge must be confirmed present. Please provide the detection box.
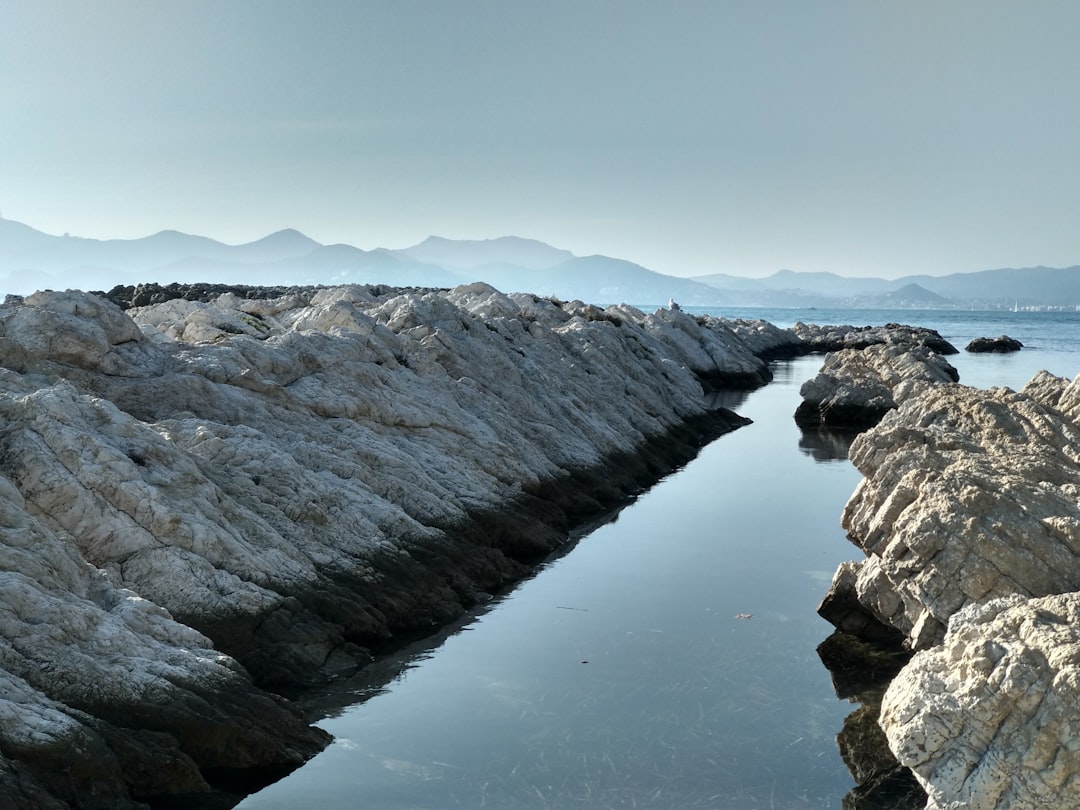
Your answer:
[791,324,959,430]
[0,283,795,807]
[819,366,1080,807]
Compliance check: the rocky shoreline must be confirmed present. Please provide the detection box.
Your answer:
[0,283,805,808]
[807,329,1080,808]
[6,285,1070,810]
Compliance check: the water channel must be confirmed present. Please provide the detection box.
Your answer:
[240,308,1080,809]
[240,353,865,809]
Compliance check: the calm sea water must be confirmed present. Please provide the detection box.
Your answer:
[239,308,1080,810]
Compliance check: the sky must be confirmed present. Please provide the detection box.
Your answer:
[2,1,1080,280]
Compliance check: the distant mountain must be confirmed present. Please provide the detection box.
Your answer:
[901,266,1080,308]
[400,235,574,270]
[693,269,893,299]
[2,216,1079,309]
[867,282,951,308]
[469,255,728,306]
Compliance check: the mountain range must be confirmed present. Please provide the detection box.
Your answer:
[1,216,1076,310]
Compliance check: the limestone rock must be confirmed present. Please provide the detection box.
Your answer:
[795,342,959,430]
[832,377,1080,649]
[881,593,1080,810]
[0,282,768,806]
[0,470,329,808]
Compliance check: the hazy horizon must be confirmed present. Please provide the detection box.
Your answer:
[4,2,1080,282]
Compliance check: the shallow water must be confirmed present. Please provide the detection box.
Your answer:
[240,353,863,809]
[240,308,1080,810]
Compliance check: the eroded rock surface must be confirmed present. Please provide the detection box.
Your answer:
[882,593,1080,810]
[829,376,1080,649]
[794,341,959,430]
[0,284,769,807]
[818,369,1080,809]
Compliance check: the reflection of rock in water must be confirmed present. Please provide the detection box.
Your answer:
[817,632,925,810]
[704,388,751,411]
[798,426,858,462]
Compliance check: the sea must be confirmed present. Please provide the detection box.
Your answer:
[238,307,1080,810]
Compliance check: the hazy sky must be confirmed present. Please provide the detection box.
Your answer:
[3,1,1079,279]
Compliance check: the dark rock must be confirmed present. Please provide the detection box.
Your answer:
[817,633,923,810]
[817,562,907,645]
[795,343,958,431]
[793,323,958,355]
[965,334,1023,353]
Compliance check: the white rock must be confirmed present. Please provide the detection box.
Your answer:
[0,283,768,803]
[882,593,1080,810]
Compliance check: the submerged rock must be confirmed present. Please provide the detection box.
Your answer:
[965,334,1023,353]
[0,283,767,806]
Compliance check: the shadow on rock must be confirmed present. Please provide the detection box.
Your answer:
[817,631,926,810]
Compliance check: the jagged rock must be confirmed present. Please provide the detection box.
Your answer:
[965,334,1023,353]
[817,372,1080,809]
[794,342,959,430]
[827,375,1080,649]
[0,282,768,807]
[793,323,958,355]
[707,317,806,361]
[881,593,1080,810]
[0,472,329,808]
[638,307,776,389]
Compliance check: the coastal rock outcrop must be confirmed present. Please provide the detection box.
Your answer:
[881,593,1080,810]
[792,322,957,355]
[965,334,1023,353]
[818,369,1080,808]
[0,284,769,807]
[827,376,1080,649]
[794,341,959,430]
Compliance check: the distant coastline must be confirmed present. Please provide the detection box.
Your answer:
[3,215,1079,310]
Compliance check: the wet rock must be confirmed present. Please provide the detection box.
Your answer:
[818,564,908,645]
[965,334,1023,353]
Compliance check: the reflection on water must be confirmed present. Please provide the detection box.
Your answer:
[704,387,750,411]
[798,427,859,463]
[816,632,925,809]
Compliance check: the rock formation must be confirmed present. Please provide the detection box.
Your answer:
[828,375,1080,649]
[965,334,1024,353]
[882,593,1080,810]
[0,284,775,807]
[819,369,1080,808]
[793,322,957,355]
[794,341,959,430]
